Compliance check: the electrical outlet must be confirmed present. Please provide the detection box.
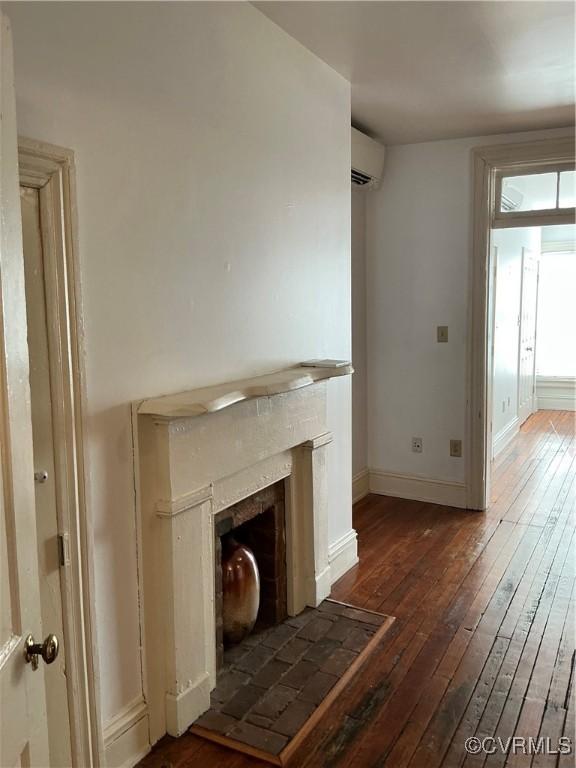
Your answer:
[412,437,423,453]
[450,439,462,458]
[437,326,449,343]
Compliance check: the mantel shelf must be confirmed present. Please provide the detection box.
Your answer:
[137,360,353,419]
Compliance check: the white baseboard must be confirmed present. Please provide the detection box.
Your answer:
[369,469,466,509]
[352,469,370,503]
[536,377,576,411]
[328,528,358,584]
[538,397,576,411]
[492,416,520,458]
[104,696,150,768]
[313,564,333,604]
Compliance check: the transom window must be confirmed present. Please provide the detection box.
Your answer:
[494,163,575,228]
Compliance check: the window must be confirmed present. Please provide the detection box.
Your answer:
[495,164,576,228]
[500,173,557,212]
[559,170,576,208]
[536,249,576,378]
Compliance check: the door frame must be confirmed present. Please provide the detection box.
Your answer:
[18,137,104,766]
[467,135,575,510]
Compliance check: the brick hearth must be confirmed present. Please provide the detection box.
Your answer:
[192,600,392,759]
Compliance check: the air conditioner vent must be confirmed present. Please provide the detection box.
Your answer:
[351,169,372,186]
[501,186,523,212]
[351,127,385,189]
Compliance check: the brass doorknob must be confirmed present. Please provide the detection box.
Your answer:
[24,634,59,671]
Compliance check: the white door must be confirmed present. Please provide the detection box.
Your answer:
[0,12,51,768]
[21,185,72,767]
[518,247,539,425]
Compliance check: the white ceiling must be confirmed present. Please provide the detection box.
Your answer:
[255,1,575,145]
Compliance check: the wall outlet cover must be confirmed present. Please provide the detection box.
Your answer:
[450,439,462,458]
[412,437,423,453]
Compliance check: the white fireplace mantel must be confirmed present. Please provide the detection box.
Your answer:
[135,361,353,745]
[137,360,353,419]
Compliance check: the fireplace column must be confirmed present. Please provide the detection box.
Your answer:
[155,484,215,737]
[287,432,333,615]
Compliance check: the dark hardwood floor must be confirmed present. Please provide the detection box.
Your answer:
[140,410,575,767]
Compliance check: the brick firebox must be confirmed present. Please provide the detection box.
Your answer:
[214,481,288,671]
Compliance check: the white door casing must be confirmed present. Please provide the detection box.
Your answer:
[0,11,50,767]
[518,247,539,426]
[17,137,104,766]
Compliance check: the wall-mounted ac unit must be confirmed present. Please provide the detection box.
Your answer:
[352,127,385,188]
[500,186,524,212]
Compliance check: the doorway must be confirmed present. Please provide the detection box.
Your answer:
[468,137,575,510]
[490,223,576,461]
[18,138,102,767]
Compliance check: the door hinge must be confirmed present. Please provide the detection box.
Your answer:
[57,533,70,567]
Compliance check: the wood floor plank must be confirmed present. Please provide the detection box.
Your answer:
[339,523,531,767]
[557,684,574,768]
[404,520,551,767]
[482,517,575,768]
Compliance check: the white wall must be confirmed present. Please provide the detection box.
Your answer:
[352,186,367,477]
[491,227,540,447]
[366,127,573,486]
[8,2,351,730]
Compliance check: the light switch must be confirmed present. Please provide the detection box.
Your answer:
[437,326,448,343]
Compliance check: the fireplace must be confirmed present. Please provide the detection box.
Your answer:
[135,362,353,743]
[215,481,288,670]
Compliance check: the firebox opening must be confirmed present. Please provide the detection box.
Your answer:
[214,480,287,672]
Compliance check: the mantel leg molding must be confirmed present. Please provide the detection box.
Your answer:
[157,488,215,737]
[289,433,332,612]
